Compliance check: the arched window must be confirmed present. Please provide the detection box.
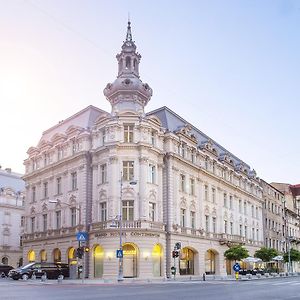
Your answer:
[53,248,61,263]
[152,244,163,277]
[28,250,36,262]
[126,57,131,69]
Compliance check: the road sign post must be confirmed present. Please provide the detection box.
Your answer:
[233,263,241,281]
[76,232,89,283]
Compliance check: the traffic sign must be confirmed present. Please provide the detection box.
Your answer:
[76,231,89,242]
[116,249,123,258]
[233,263,241,272]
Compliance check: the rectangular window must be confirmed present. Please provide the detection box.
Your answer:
[190,178,195,196]
[56,211,61,229]
[72,140,79,154]
[212,217,216,233]
[149,202,156,222]
[244,201,247,215]
[230,222,233,235]
[190,211,195,229]
[149,164,156,184]
[43,182,48,199]
[100,202,107,222]
[123,161,134,181]
[180,174,186,192]
[100,164,107,184]
[251,205,254,217]
[151,130,156,146]
[21,216,25,227]
[244,226,247,238]
[180,209,186,227]
[57,147,63,160]
[124,124,134,143]
[224,193,227,208]
[101,128,106,145]
[212,187,215,203]
[256,229,259,241]
[229,196,233,209]
[122,200,134,221]
[71,172,77,190]
[191,152,195,163]
[224,220,228,233]
[31,217,35,233]
[56,177,62,194]
[71,208,77,227]
[32,186,36,202]
[252,228,255,240]
[205,215,209,232]
[205,185,209,201]
[239,199,242,213]
[239,224,243,236]
[43,214,47,232]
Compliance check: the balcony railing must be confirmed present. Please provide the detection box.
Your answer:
[91,220,165,231]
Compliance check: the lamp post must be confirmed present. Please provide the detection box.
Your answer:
[117,172,137,282]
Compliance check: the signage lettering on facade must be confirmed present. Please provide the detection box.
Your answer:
[95,231,160,238]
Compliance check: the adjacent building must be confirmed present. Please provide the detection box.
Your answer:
[0,167,25,267]
[271,182,300,272]
[22,22,272,279]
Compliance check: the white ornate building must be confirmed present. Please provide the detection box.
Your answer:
[23,22,264,279]
[0,167,25,267]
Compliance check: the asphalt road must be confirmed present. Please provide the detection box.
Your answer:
[1,277,300,300]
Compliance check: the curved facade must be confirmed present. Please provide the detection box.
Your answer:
[22,22,266,279]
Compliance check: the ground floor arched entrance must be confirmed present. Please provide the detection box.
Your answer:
[53,248,61,263]
[40,249,47,262]
[27,250,35,262]
[123,243,138,278]
[179,247,195,275]
[152,244,163,277]
[93,245,104,278]
[205,249,217,274]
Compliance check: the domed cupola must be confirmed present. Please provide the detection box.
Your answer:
[103,21,153,116]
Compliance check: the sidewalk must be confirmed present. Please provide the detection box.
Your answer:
[40,272,300,285]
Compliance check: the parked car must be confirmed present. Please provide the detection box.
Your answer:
[8,262,69,280]
[0,264,14,277]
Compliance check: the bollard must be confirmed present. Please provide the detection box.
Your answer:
[235,272,239,281]
[203,273,206,281]
[41,273,47,282]
[57,274,64,284]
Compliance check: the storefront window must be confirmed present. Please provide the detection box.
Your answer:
[205,250,216,274]
[179,248,194,275]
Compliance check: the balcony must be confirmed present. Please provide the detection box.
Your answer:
[90,220,165,232]
[22,226,83,242]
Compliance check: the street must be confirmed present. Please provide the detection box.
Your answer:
[1,277,300,300]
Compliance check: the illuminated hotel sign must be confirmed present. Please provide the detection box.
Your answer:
[95,231,160,238]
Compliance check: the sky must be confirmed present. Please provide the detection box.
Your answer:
[0,0,299,184]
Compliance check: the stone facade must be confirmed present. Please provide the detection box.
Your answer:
[0,168,25,267]
[23,22,270,279]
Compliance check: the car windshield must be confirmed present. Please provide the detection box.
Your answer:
[20,263,35,270]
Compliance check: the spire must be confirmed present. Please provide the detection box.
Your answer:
[126,17,132,42]
[103,20,153,116]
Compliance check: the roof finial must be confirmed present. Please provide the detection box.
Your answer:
[126,14,132,41]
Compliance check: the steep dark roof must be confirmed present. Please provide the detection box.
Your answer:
[147,106,251,172]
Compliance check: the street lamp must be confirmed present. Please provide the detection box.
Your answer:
[117,172,137,282]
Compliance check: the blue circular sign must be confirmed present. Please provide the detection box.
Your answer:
[233,263,241,272]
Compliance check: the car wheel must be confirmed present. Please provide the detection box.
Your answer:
[22,274,29,280]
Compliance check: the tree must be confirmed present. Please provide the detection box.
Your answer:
[224,245,249,262]
[283,248,300,263]
[254,247,278,262]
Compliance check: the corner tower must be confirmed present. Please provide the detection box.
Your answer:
[104,21,153,116]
